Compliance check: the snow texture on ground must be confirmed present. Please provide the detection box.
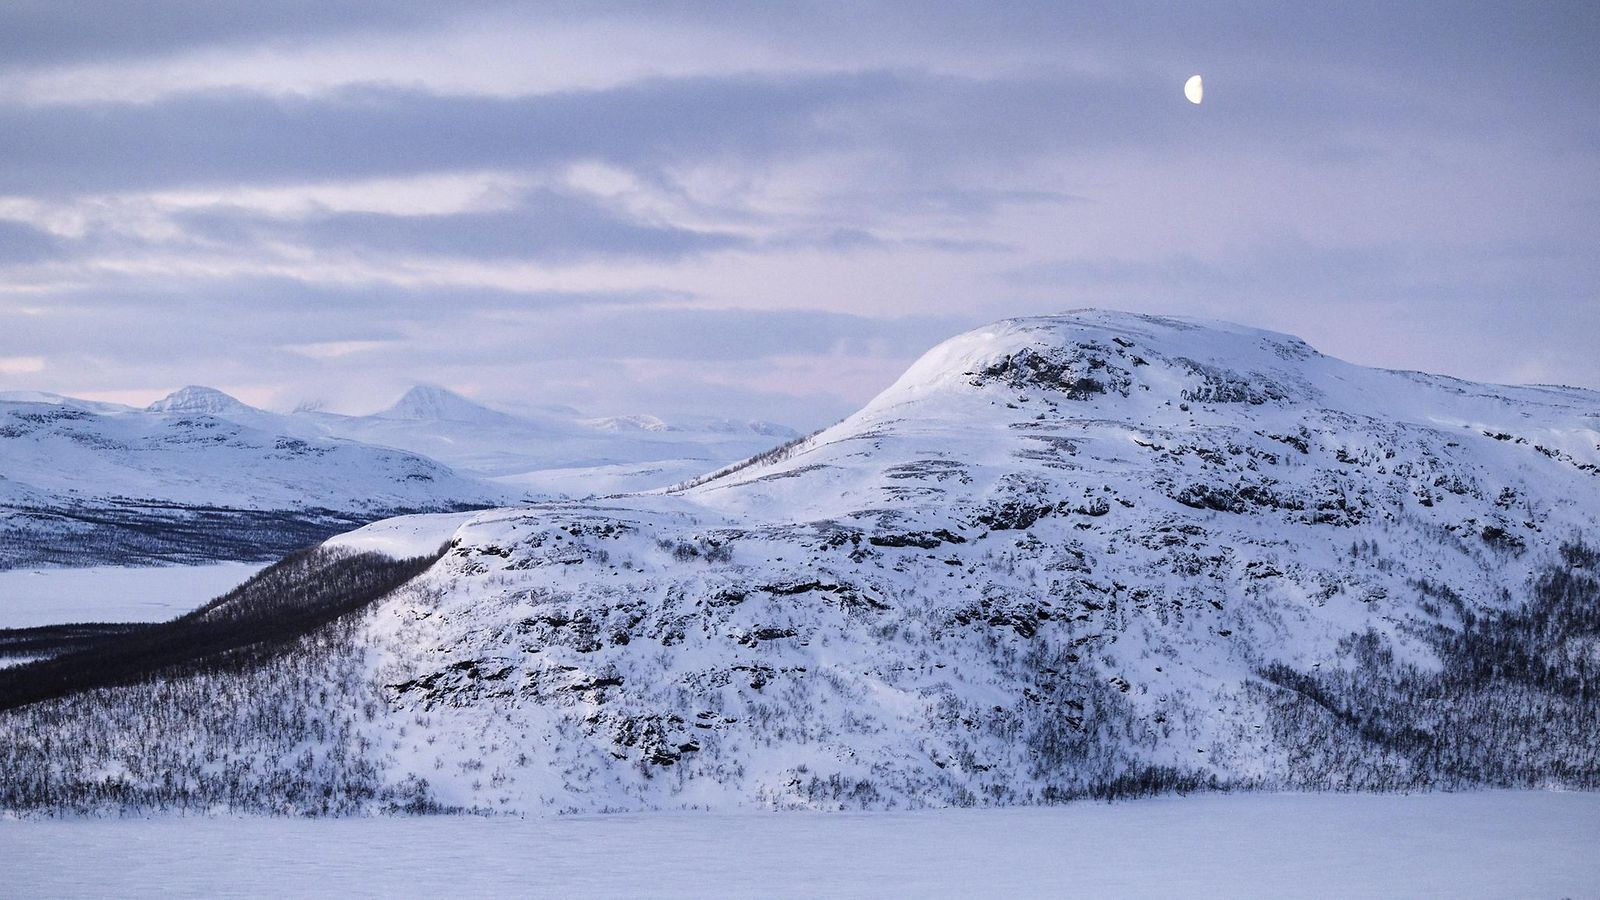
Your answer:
[2,792,1595,899]
[0,562,265,629]
[320,512,474,560]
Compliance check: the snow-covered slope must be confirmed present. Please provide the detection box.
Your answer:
[351,310,1600,811]
[0,389,502,567]
[0,391,134,415]
[0,390,492,509]
[5,310,1599,815]
[0,384,795,568]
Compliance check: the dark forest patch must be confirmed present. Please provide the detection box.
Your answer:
[0,544,445,712]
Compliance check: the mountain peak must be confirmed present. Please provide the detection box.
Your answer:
[147,386,256,416]
[863,309,1324,413]
[380,385,510,423]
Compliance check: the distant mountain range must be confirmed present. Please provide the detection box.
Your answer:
[0,385,794,568]
[298,385,799,492]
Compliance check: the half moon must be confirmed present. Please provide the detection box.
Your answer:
[1184,74,1203,105]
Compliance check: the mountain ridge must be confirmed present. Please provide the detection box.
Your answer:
[359,309,1600,811]
[0,380,801,567]
[3,309,1597,814]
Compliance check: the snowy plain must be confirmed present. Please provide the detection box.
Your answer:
[0,562,264,629]
[3,792,1596,898]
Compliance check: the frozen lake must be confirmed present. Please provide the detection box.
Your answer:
[3,791,1596,898]
[0,562,264,629]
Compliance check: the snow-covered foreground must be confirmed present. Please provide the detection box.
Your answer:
[3,792,1596,899]
[0,562,264,629]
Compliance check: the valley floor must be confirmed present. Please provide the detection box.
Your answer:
[0,562,263,630]
[3,791,1596,898]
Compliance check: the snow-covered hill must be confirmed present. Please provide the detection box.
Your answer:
[0,389,494,510]
[145,385,263,419]
[5,310,1599,814]
[303,385,798,488]
[0,385,794,568]
[0,389,504,568]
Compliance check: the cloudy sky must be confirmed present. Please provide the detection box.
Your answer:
[0,2,1595,428]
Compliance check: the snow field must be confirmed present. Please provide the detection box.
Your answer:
[0,562,266,629]
[3,791,1596,899]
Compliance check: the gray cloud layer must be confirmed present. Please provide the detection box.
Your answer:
[0,221,61,264]
[7,54,1556,198]
[0,2,1595,426]
[0,1,519,68]
[178,191,745,263]
[0,77,857,194]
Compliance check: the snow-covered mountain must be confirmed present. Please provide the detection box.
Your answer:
[373,384,525,425]
[0,385,502,510]
[145,385,262,418]
[0,391,133,415]
[0,384,794,568]
[5,310,1598,815]
[0,390,502,568]
[303,385,799,490]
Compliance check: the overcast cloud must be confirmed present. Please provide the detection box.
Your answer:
[0,1,1595,427]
